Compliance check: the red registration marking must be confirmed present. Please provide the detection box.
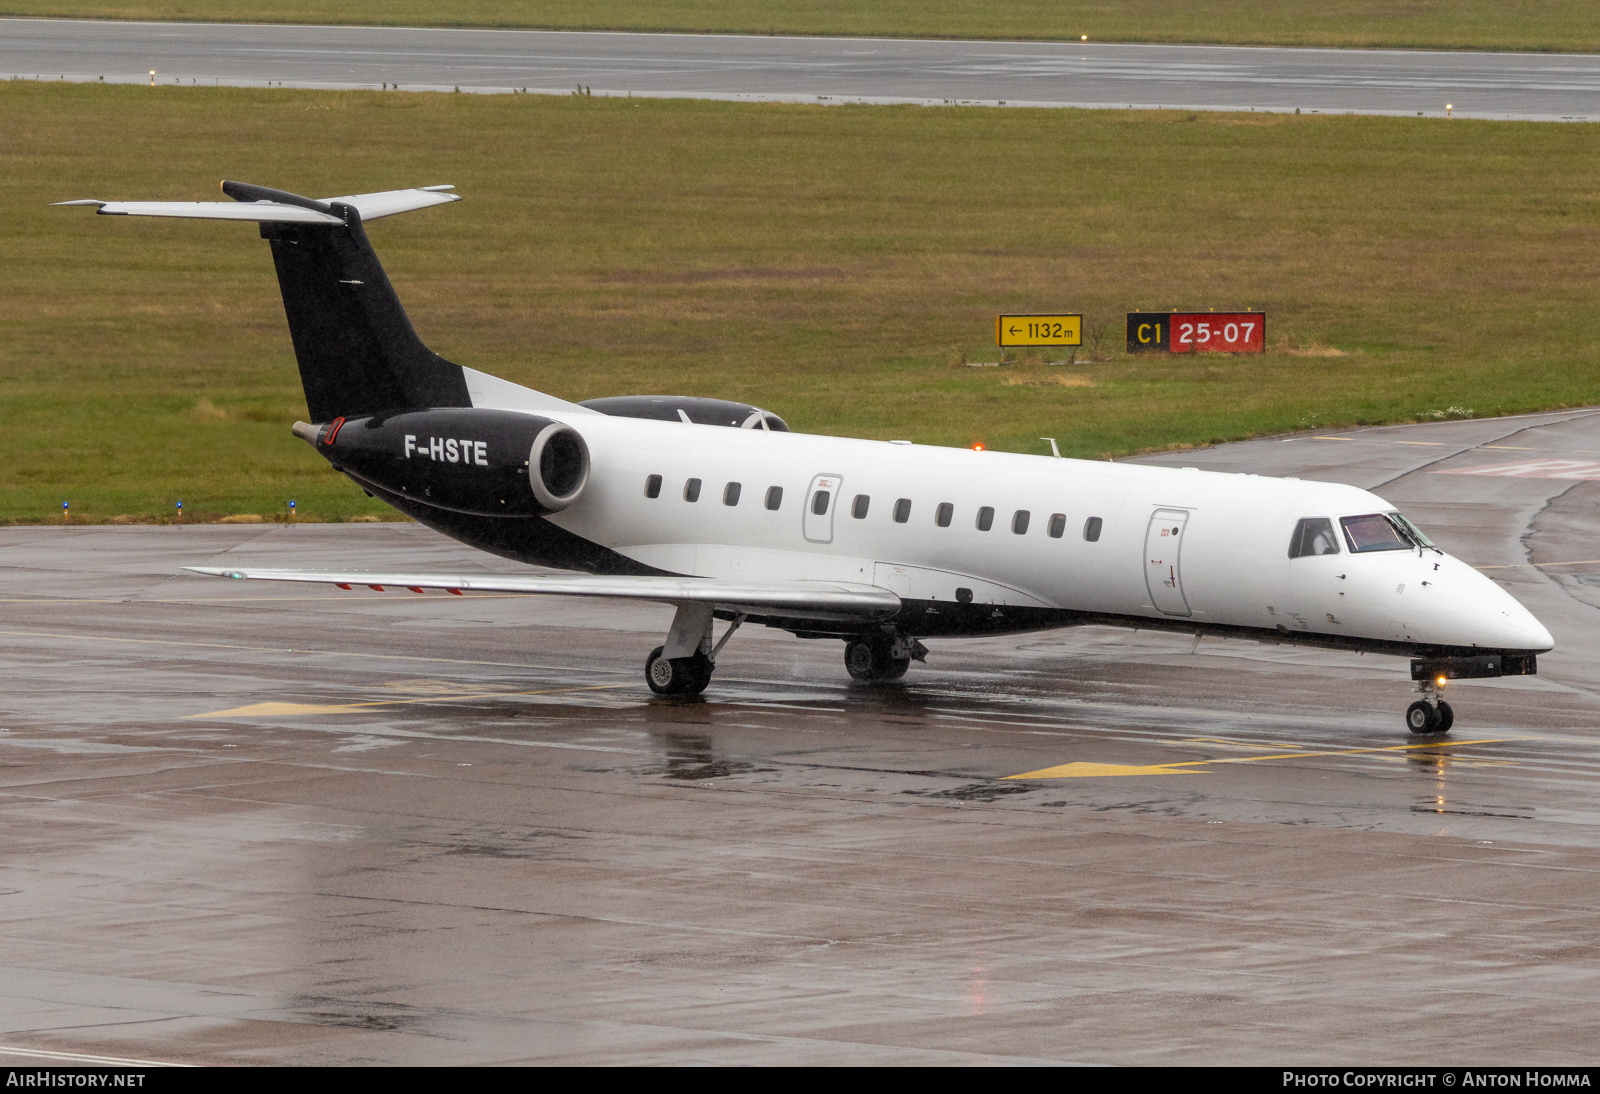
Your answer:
[1170,313,1264,354]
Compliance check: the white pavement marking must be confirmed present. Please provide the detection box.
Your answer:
[0,1044,192,1066]
[1435,459,1600,480]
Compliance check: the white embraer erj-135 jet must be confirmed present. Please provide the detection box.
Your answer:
[60,183,1553,733]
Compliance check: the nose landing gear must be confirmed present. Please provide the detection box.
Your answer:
[1405,678,1454,735]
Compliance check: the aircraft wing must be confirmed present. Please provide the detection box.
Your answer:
[185,566,901,622]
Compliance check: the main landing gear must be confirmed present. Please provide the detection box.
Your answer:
[844,631,928,683]
[645,605,745,697]
[1405,678,1454,735]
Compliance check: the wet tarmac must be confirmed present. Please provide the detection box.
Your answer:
[3,408,1600,1064]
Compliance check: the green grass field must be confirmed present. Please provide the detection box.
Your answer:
[4,82,1598,523]
[5,1,1600,52]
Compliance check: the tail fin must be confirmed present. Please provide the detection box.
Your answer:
[59,181,471,421]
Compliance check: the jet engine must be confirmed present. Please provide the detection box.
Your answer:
[293,408,589,517]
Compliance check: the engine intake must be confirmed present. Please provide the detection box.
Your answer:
[296,408,590,517]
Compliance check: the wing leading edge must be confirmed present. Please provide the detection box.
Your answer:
[185,567,901,623]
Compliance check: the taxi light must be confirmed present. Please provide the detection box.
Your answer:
[1436,675,1448,687]
[972,443,985,451]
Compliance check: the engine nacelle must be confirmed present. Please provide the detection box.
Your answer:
[295,408,589,517]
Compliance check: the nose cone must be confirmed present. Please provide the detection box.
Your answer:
[1491,603,1555,652]
[1451,562,1555,652]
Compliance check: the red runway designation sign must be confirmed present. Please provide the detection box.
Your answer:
[1126,312,1265,354]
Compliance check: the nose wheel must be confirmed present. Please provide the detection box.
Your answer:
[1405,696,1454,735]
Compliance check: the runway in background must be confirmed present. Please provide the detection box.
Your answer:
[4,18,1600,119]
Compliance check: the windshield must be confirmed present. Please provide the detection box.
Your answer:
[1340,513,1413,553]
[1389,511,1435,548]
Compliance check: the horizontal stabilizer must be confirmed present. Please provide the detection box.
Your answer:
[185,567,903,622]
[54,185,459,223]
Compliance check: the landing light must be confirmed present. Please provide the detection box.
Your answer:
[1436,675,1448,687]
[972,443,986,451]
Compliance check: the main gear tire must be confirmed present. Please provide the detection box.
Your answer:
[844,639,912,682]
[646,646,714,696]
[844,640,880,681]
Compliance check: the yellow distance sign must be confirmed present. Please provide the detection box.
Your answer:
[996,314,1082,348]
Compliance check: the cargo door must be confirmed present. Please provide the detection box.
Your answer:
[1144,509,1192,617]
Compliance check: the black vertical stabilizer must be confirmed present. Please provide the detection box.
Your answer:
[226,181,472,421]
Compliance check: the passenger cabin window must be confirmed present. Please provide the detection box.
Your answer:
[723,482,741,506]
[1083,516,1103,542]
[976,506,995,532]
[1048,513,1066,538]
[936,502,954,528]
[765,486,783,510]
[684,478,701,503]
[852,494,870,519]
[893,498,911,523]
[1012,510,1030,535]
[812,490,831,516]
[1341,513,1413,553]
[645,474,662,499]
[1288,517,1339,558]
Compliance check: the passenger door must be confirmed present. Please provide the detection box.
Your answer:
[1144,509,1192,617]
[804,474,841,544]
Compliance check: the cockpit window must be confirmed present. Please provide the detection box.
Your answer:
[1288,517,1340,558]
[1389,511,1434,548]
[1341,513,1413,553]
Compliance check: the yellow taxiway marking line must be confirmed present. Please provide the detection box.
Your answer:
[1481,445,1534,450]
[190,683,631,719]
[1004,737,1512,780]
[1475,559,1600,570]
[1395,440,1448,446]
[1314,436,1355,441]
